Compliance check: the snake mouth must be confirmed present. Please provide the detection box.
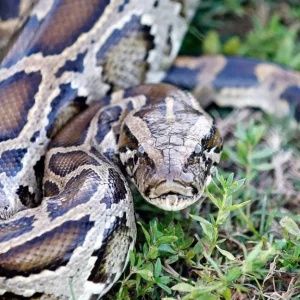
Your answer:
[145,184,200,211]
[147,193,200,211]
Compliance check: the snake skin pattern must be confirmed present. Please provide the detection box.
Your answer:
[0,0,299,299]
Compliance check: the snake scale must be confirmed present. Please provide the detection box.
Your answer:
[0,0,299,299]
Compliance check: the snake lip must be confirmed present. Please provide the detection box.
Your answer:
[147,194,200,211]
[148,183,195,199]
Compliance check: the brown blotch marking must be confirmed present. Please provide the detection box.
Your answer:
[0,71,41,141]
[50,101,102,148]
[33,0,110,55]
[0,215,94,278]
[49,150,100,177]
[47,169,100,220]
[3,0,111,64]
[43,180,60,197]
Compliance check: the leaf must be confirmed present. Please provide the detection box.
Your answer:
[203,30,221,55]
[136,269,153,281]
[223,200,251,212]
[246,242,262,263]
[165,255,179,265]
[148,246,159,259]
[222,287,232,300]
[150,220,159,241]
[138,222,151,246]
[280,217,300,237]
[179,238,194,250]
[190,214,214,240]
[252,148,273,160]
[227,178,245,195]
[158,276,172,285]
[205,187,220,208]
[193,241,203,254]
[157,282,172,294]
[227,173,234,186]
[171,282,195,292]
[216,245,235,261]
[237,141,248,165]
[129,250,135,267]
[226,267,241,282]
[223,146,242,165]
[252,163,274,171]
[158,244,177,254]
[190,214,212,225]
[154,258,162,278]
[223,36,241,55]
[250,124,265,146]
[156,236,178,246]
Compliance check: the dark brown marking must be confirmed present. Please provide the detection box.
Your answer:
[47,169,100,220]
[49,151,100,177]
[2,0,111,67]
[0,216,35,243]
[0,215,94,278]
[50,101,102,148]
[43,180,60,197]
[0,71,41,142]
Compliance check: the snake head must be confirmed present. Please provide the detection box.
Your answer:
[118,86,223,211]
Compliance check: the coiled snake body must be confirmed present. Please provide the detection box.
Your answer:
[0,0,299,299]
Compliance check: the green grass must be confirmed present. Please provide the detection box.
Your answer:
[107,1,300,299]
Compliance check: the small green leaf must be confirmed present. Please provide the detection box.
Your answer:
[148,246,159,259]
[138,222,151,246]
[154,258,162,278]
[223,200,250,212]
[246,242,262,263]
[228,179,245,195]
[280,217,300,237]
[157,282,172,294]
[156,236,178,246]
[179,238,194,250]
[193,241,203,254]
[129,250,135,267]
[252,163,274,171]
[158,276,172,285]
[136,269,153,281]
[171,282,195,292]
[190,214,214,240]
[203,30,221,54]
[205,187,220,208]
[165,255,179,265]
[223,36,241,55]
[216,245,235,260]
[222,287,232,300]
[252,148,273,160]
[226,267,241,282]
[158,244,177,254]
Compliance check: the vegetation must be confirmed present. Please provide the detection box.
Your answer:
[107,1,300,299]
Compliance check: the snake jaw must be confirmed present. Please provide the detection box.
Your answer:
[146,193,203,211]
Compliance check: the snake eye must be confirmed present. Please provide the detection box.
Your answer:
[137,144,146,158]
[195,144,202,154]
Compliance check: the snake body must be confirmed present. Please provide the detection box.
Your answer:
[0,0,299,299]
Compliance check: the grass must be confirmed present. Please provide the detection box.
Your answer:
[106,1,300,299]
